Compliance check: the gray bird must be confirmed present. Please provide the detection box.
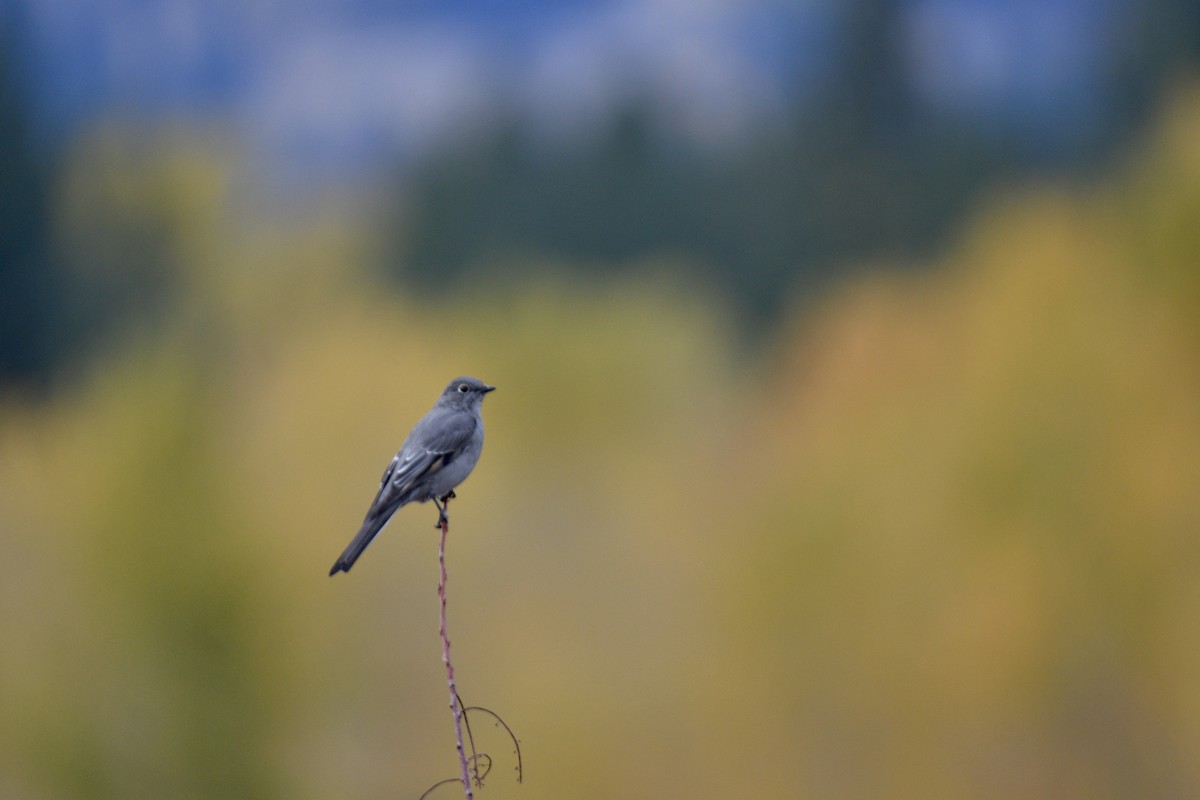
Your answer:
[329,376,495,576]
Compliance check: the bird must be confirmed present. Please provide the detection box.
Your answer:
[329,376,495,576]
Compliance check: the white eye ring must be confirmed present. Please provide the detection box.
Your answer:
[458,384,469,393]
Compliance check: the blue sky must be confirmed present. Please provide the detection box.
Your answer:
[5,0,1121,175]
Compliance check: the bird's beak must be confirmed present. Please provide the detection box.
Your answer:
[483,385,496,393]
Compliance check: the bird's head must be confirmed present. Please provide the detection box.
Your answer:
[441,376,495,410]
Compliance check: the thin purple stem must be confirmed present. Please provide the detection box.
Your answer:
[437,497,473,800]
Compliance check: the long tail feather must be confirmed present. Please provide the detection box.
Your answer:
[329,511,393,575]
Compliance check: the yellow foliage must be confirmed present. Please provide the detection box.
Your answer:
[3,89,1200,799]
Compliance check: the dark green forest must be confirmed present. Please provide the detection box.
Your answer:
[3,0,1198,389]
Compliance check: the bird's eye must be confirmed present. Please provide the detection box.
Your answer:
[458,384,469,393]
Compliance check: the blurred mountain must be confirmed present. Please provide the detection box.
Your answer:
[5,0,1190,172]
[387,0,1199,324]
[0,0,1198,389]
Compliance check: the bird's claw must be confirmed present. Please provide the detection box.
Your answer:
[432,493,454,528]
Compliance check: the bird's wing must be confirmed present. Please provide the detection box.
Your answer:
[362,409,476,519]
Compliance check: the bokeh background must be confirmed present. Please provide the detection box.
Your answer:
[2,1,1199,798]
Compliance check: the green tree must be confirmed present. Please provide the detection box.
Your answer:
[0,35,63,389]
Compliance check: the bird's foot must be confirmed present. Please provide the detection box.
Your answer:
[432,496,450,529]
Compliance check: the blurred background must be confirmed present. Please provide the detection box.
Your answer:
[1,0,1199,798]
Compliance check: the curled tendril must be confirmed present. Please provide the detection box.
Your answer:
[463,706,522,785]
[417,705,523,798]
[417,777,464,800]
[468,752,492,783]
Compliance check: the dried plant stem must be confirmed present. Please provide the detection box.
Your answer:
[437,497,473,800]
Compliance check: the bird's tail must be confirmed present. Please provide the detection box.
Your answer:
[329,514,390,576]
